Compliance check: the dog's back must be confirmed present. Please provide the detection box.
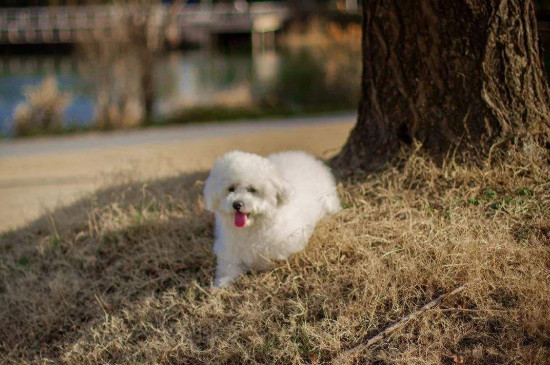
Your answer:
[268,151,341,222]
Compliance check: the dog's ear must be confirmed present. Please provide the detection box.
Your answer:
[272,175,292,207]
[203,171,221,212]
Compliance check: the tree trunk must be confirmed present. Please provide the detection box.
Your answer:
[141,54,155,125]
[334,0,550,171]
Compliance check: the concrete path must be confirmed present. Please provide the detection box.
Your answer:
[0,114,355,232]
[0,113,355,157]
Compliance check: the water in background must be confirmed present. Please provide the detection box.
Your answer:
[4,39,546,137]
[0,48,358,137]
[0,56,93,135]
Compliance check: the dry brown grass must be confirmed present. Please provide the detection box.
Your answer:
[1,143,549,364]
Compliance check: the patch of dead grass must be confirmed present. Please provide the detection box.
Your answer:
[1,144,549,364]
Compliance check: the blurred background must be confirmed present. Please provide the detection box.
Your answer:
[0,0,549,231]
[1,0,549,137]
[0,0,364,137]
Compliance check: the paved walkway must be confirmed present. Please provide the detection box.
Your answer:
[0,114,355,232]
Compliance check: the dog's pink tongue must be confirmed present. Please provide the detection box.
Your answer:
[234,212,247,227]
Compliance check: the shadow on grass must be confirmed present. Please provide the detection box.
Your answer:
[0,170,214,361]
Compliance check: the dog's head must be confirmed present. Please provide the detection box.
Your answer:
[203,151,292,228]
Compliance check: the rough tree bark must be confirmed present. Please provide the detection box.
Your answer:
[334,0,550,171]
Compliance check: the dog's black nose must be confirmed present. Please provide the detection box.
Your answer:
[233,201,243,211]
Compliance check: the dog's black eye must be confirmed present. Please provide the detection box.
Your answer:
[247,186,257,193]
[228,186,236,192]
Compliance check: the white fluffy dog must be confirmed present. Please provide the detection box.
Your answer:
[204,150,341,287]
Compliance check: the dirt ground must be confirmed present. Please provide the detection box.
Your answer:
[0,116,354,233]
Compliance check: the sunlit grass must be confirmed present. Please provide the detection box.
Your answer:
[0,143,548,364]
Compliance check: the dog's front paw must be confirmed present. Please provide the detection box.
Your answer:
[212,261,244,288]
[212,276,235,288]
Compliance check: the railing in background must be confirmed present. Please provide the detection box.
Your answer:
[0,3,289,46]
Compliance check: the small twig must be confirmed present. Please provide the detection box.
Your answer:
[94,293,111,323]
[194,282,211,297]
[438,307,506,313]
[334,284,468,363]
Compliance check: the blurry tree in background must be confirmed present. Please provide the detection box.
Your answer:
[77,0,174,129]
[335,0,550,171]
[270,19,361,112]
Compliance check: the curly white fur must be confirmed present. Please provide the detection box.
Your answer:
[204,150,341,287]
